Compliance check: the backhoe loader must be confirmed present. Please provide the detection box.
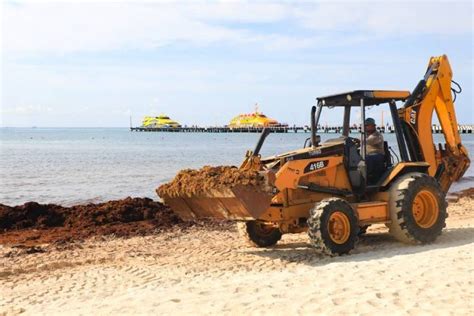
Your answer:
[160,55,470,255]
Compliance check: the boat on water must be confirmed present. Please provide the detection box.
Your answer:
[228,104,286,128]
[141,114,181,128]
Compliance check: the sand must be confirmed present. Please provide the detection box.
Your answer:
[1,198,473,315]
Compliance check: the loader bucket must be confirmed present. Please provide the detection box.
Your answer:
[161,185,274,221]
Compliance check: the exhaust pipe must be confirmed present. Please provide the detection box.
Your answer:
[253,128,270,156]
[311,105,317,147]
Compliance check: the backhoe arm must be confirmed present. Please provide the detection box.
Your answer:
[399,55,470,192]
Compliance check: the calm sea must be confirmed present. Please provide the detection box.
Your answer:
[1,128,473,206]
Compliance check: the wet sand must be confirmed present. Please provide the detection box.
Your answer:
[1,197,473,315]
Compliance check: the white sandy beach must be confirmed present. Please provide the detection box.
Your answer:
[1,198,473,316]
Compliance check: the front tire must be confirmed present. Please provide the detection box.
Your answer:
[237,221,282,247]
[307,198,359,255]
[388,173,447,244]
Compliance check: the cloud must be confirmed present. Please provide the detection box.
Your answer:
[2,1,472,127]
[3,1,471,56]
[2,2,293,54]
[1,104,53,115]
[295,2,472,36]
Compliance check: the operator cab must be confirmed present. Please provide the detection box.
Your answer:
[312,90,410,194]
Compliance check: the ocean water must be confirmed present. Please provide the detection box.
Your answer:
[1,128,473,206]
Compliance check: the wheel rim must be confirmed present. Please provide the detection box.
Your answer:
[412,190,439,228]
[327,211,351,244]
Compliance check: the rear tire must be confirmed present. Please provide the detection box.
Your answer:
[237,221,282,247]
[307,198,359,256]
[388,173,447,244]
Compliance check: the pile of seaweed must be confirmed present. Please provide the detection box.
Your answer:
[157,166,266,198]
[0,197,230,246]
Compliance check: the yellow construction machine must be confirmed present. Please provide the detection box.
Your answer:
[161,55,470,255]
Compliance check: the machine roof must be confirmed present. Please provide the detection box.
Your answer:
[316,90,410,107]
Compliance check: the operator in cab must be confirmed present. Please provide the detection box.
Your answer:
[365,118,385,183]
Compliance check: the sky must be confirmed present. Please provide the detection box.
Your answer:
[1,0,473,127]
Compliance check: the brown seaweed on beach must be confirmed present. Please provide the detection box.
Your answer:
[447,187,474,202]
[0,197,231,247]
[0,198,199,246]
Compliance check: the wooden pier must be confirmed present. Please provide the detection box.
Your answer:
[131,126,303,133]
[130,125,474,134]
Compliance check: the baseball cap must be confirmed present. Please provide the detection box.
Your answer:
[364,118,376,125]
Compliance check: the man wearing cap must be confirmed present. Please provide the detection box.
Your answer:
[365,118,385,182]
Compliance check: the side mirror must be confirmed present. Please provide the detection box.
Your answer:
[304,137,311,148]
